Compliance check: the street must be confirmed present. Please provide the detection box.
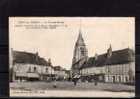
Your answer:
[10,81,135,91]
[10,90,135,98]
[10,81,135,97]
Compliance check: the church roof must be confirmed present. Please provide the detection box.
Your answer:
[13,51,49,66]
[81,48,135,69]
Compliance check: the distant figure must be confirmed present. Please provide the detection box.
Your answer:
[73,78,78,86]
[53,79,57,88]
[94,76,98,86]
[94,80,97,86]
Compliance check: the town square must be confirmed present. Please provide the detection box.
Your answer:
[9,17,135,97]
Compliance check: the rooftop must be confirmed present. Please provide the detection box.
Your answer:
[81,48,135,69]
[13,50,49,66]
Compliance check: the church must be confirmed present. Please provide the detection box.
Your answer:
[71,30,135,84]
[71,30,88,76]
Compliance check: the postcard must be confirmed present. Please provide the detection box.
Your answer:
[9,17,135,97]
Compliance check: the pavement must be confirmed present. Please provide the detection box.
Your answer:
[10,81,135,97]
[10,81,135,91]
[10,90,135,98]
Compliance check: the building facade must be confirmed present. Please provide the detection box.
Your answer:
[72,32,135,84]
[10,49,54,82]
[80,47,135,83]
[54,66,70,80]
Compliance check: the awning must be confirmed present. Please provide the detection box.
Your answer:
[15,72,39,78]
[27,73,39,78]
[15,72,27,77]
[73,75,81,78]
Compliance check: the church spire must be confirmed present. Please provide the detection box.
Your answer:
[76,23,85,46]
[72,19,88,67]
[79,18,81,33]
[76,32,84,44]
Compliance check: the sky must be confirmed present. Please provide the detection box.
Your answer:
[9,17,135,70]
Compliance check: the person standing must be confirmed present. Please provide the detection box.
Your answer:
[53,78,57,88]
[94,76,98,86]
[73,78,78,86]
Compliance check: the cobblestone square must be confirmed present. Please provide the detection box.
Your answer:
[10,81,135,97]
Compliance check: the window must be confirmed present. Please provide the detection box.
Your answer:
[28,67,31,72]
[34,67,37,72]
[80,47,85,56]
[46,68,48,73]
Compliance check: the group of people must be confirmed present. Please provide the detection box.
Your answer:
[52,75,98,88]
[72,77,98,86]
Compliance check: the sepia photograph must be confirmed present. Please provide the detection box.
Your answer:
[9,17,135,97]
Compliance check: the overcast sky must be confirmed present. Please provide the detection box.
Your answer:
[9,17,135,70]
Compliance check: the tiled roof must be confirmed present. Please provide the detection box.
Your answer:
[13,51,49,66]
[81,48,135,69]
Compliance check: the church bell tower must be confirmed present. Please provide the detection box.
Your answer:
[72,28,88,75]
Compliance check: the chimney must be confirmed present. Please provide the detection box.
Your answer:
[48,58,52,66]
[35,52,39,64]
